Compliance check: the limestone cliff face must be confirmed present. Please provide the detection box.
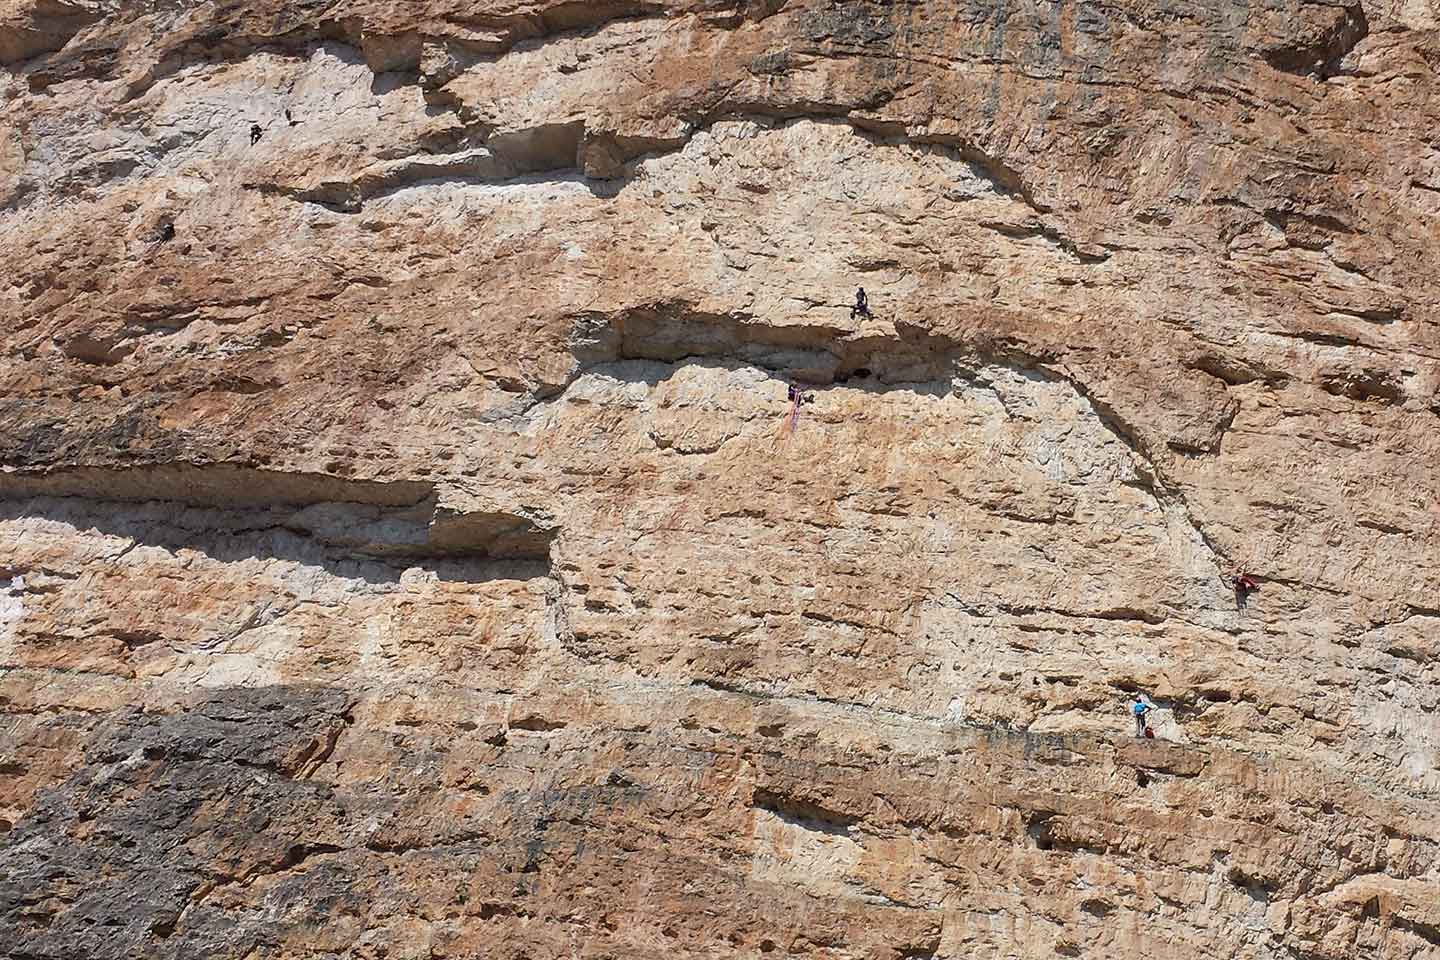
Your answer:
[2,0,1439,957]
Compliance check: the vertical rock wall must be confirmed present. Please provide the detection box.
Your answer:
[2,0,1439,957]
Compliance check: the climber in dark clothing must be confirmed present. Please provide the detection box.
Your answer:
[155,221,174,243]
[250,123,263,146]
[851,287,871,319]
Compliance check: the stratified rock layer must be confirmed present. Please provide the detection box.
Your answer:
[2,0,1439,957]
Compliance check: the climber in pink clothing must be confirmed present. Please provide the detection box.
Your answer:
[785,383,813,433]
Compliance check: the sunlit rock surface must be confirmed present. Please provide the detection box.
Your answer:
[2,0,1439,956]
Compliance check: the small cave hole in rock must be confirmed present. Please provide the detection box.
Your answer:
[510,716,567,733]
[835,367,873,384]
[1226,867,1273,904]
[1025,812,1057,851]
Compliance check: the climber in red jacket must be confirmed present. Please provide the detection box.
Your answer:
[1230,572,1259,609]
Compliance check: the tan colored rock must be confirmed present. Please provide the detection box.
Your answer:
[2,0,1440,957]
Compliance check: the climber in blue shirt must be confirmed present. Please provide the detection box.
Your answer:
[1131,697,1152,738]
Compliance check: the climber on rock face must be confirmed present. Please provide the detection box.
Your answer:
[851,286,871,319]
[1131,697,1153,738]
[250,123,263,146]
[784,383,813,434]
[155,221,174,243]
[1231,572,1259,609]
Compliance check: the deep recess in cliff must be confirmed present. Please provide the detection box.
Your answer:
[2,0,1439,957]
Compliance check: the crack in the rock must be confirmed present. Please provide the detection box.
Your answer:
[752,786,861,834]
[186,840,345,911]
[943,595,1168,626]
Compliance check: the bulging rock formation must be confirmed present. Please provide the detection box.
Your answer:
[2,0,1439,956]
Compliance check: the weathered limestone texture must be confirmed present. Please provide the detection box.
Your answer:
[2,0,1439,956]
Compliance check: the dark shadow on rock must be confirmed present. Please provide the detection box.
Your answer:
[0,685,357,960]
[566,301,970,388]
[0,497,550,585]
